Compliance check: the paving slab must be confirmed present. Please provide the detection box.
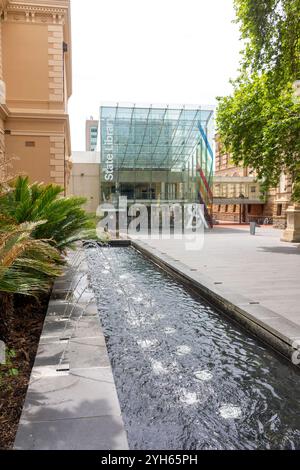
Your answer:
[20,367,122,422]
[69,338,110,369]
[34,341,69,368]
[15,415,129,450]
[47,300,98,318]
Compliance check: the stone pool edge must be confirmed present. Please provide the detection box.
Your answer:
[129,239,300,368]
[14,248,129,451]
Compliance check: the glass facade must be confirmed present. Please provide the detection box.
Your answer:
[100,104,214,223]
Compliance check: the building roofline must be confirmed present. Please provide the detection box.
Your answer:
[99,101,215,112]
[8,0,70,8]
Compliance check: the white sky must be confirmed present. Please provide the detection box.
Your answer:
[69,0,241,151]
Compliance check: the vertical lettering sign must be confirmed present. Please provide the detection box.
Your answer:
[103,119,114,182]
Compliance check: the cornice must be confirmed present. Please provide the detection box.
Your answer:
[10,1,69,5]
[6,109,70,120]
[8,4,67,14]
[3,1,69,24]
[8,1,69,14]
[1,1,69,17]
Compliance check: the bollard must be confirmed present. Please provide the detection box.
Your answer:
[250,221,256,235]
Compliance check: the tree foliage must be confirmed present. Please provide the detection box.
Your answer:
[234,0,300,80]
[217,0,300,199]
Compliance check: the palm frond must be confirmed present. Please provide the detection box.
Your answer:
[0,222,63,296]
[0,177,95,251]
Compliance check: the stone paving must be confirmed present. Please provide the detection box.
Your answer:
[14,250,128,451]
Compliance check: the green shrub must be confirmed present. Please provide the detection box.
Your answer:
[0,176,96,251]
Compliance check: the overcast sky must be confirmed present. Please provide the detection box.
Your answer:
[69,0,242,151]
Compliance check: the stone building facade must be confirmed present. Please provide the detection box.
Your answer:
[272,172,293,229]
[85,118,99,152]
[0,0,72,191]
[213,137,291,227]
[68,151,100,213]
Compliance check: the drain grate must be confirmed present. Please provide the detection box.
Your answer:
[56,365,70,372]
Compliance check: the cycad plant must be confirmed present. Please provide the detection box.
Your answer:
[0,176,95,339]
[0,221,63,295]
[0,176,96,251]
[0,221,63,340]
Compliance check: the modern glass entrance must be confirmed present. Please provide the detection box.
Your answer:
[100,103,214,224]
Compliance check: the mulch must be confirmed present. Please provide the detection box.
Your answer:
[0,293,50,449]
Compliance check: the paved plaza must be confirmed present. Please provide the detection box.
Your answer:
[139,225,300,328]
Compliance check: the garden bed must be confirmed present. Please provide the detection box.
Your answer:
[0,293,50,449]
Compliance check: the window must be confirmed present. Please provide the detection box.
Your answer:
[250,186,256,193]
[233,205,237,213]
[277,204,282,216]
[228,184,234,198]
[225,205,228,213]
[214,184,220,197]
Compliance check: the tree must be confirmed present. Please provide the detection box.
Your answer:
[216,0,300,199]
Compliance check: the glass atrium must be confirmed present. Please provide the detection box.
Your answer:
[100,103,214,221]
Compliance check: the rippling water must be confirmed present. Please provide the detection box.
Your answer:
[87,246,300,450]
